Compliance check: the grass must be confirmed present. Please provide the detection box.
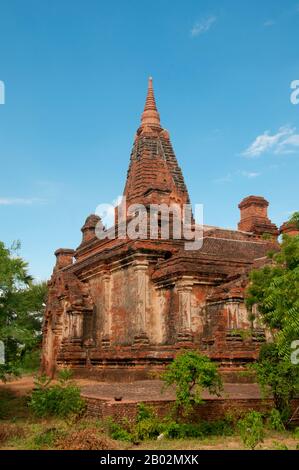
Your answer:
[0,388,30,421]
[136,432,299,450]
[1,422,299,450]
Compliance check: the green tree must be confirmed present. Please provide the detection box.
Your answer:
[162,351,223,415]
[246,214,299,420]
[0,241,47,380]
[252,343,299,420]
[246,228,299,357]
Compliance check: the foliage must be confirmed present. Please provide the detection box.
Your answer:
[136,402,155,423]
[29,369,85,418]
[18,349,41,373]
[246,230,299,358]
[162,351,223,414]
[106,419,134,442]
[0,240,47,380]
[252,343,299,420]
[135,417,163,441]
[134,403,163,440]
[0,388,29,421]
[33,427,65,449]
[266,408,285,432]
[164,419,233,439]
[246,225,299,421]
[237,411,264,450]
[107,408,233,443]
[289,212,299,229]
[272,441,289,450]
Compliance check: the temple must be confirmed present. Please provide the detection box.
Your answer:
[41,78,297,381]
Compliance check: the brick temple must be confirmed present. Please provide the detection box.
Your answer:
[41,78,297,381]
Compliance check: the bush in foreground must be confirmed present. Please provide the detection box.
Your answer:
[105,402,234,444]
[237,411,264,450]
[29,369,85,418]
[162,351,223,415]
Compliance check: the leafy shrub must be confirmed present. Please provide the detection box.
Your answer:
[29,370,85,418]
[164,419,233,439]
[106,405,163,443]
[238,411,264,449]
[105,400,233,443]
[162,351,223,414]
[251,343,298,421]
[206,418,234,436]
[135,417,163,440]
[136,403,155,422]
[164,422,204,439]
[134,403,163,440]
[267,409,285,432]
[107,419,134,442]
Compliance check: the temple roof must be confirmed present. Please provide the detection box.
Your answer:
[123,77,190,207]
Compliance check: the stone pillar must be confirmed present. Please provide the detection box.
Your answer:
[133,259,149,346]
[101,273,111,349]
[176,276,194,343]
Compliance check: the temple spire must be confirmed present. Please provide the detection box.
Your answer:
[140,77,161,128]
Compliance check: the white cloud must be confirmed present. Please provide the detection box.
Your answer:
[240,171,261,178]
[242,125,299,157]
[214,170,261,184]
[191,16,217,37]
[263,19,275,27]
[0,197,44,206]
[276,133,299,154]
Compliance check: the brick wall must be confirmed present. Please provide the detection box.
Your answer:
[83,395,299,424]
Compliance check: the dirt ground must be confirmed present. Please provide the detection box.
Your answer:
[1,375,262,401]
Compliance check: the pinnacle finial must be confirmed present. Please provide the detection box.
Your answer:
[141,76,161,128]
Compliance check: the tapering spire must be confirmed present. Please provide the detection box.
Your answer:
[123,77,191,208]
[140,77,161,128]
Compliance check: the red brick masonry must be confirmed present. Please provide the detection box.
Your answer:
[81,380,299,424]
[42,77,297,381]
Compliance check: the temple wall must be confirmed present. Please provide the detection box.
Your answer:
[42,259,265,379]
[86,274,238,348]
[87,261,171,346]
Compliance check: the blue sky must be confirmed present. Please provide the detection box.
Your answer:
[0,0,299,281]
